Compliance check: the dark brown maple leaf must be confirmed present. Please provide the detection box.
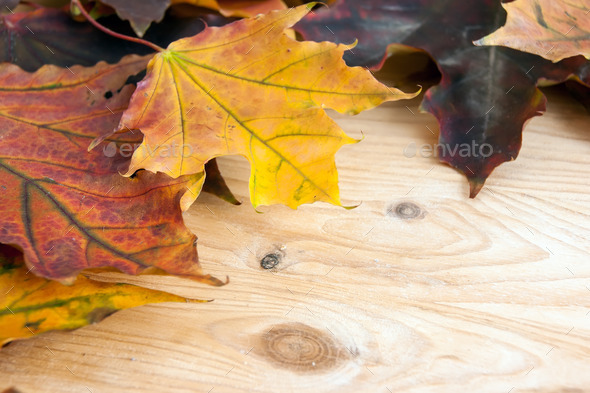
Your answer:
[0,7,230,72]
[296,0,590,196]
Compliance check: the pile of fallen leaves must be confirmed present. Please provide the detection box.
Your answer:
[0,0,589,345]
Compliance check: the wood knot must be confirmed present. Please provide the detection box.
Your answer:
[257,323,350,373]
[260,253,281,269]
[390,202,423,219]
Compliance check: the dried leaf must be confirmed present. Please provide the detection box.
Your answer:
[104,4,416,209]
[0,244,201,347]
[99,0,171,37]
[474,0,590,62]
[566,80,590,113]
[0,56,221,284]
[0,0,19,12]
[296,0,590,196]
[0,8,225,71]
[171,0,287,18]
[96,0,285,37]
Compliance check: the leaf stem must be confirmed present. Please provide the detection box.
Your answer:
[71,0,164,52]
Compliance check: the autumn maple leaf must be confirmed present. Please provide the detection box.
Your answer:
[96,4,417,209]
[296,0,590,196]
[0,7,231,72]
[475,0,590,62]
[0,244,204,346]
[100,0,287,37]
[0,56,221,284]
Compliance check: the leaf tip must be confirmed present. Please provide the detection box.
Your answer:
[305,2,319,11]
[468,177,486,198]
[343,200,362,210]
[87,136,104,152]
[472,38,485,47]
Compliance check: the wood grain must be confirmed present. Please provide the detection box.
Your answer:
[1,87,589,393]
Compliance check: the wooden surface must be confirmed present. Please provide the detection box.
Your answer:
[1,87,590,392]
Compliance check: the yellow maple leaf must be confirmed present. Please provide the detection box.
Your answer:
[105,4,418,209]
[0,245,203,346]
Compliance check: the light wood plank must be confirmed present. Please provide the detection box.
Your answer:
[1,87,589,393]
